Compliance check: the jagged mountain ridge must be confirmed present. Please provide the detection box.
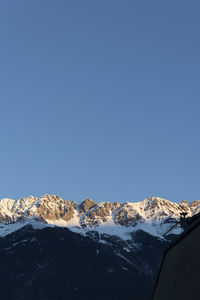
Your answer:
[0,195,199,238]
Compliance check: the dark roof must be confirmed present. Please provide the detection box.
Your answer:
[151,212,200,299]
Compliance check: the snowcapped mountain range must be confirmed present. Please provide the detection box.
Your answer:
[0,194,199,239]
[1,195,198,300]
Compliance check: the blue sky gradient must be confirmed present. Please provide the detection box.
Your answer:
[0,1,200,203]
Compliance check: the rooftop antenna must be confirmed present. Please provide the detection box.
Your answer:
[180,212,188,218]
[163,212,188,237]
[180,212,189,230]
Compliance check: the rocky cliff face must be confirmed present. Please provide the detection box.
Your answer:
[0,195,199,239]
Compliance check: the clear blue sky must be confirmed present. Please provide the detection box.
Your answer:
[0,0,200,203]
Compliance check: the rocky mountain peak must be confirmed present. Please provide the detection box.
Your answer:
[78,198,96,214]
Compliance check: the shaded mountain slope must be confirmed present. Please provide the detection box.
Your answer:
[0,226,168,300]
